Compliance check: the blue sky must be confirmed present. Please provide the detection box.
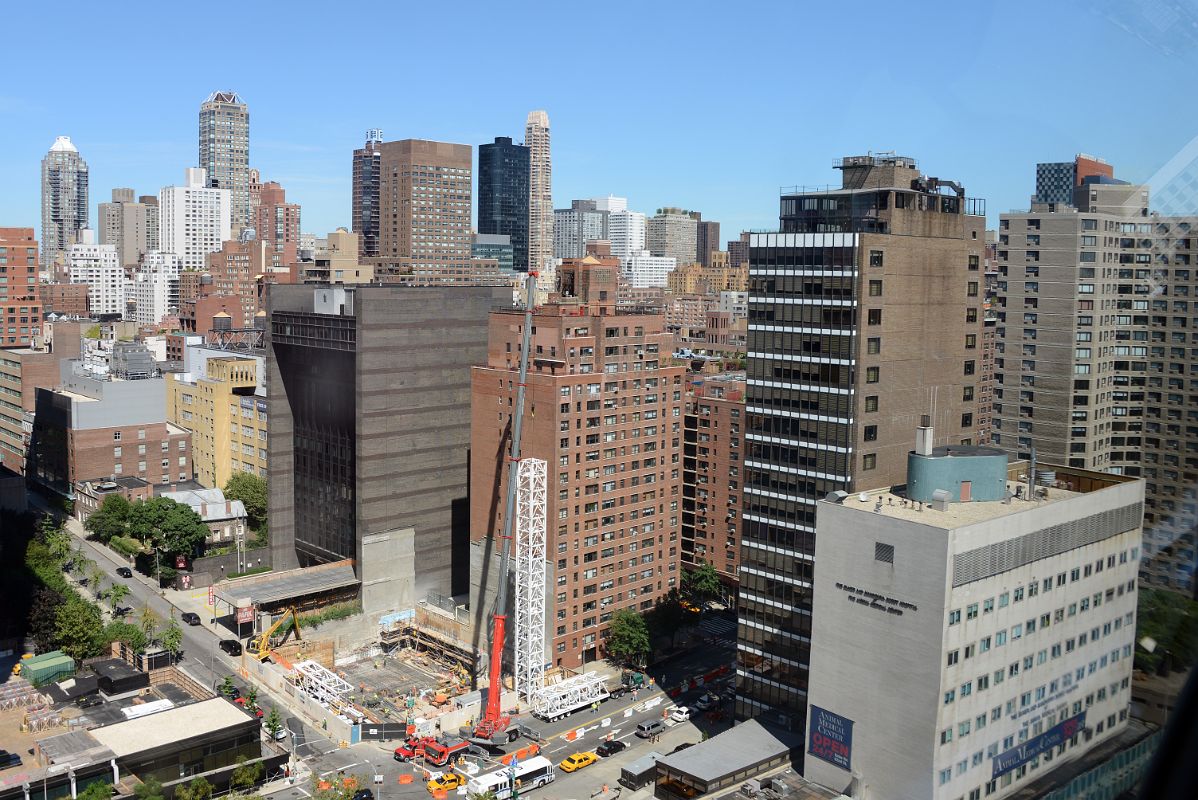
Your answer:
[3,0,1197,241]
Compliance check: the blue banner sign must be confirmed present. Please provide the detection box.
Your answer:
[992,712,1086,779]
[808,706,853,770]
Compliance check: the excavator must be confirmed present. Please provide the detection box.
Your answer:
[248,606,302,661]
[469,270,538,746]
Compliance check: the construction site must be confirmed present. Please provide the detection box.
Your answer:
[215,271,615,752]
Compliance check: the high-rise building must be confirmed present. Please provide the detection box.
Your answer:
[1034,154,1114,205]
[127,252,182,325]
[472,234,514,275]
[696,219,721,267]
[198,91,250,231]
[254,180,301,268]
[351,129,384,259]
[608,209,647,260]
[554,200,608,260]
[68,230,125,318]
[355,138,474,281]
[737,153,986,731]
[470,251,686,667]
[267,283,506,603]
[168,352,265,488]
[98,188,155,267]
[727,231,751,268]
[478,136,531,271]
[620,250,676,288]
[803,448,1143,800]
[682,372,745,593]
[40,136,89,259]
[525,111,554,279]
[0,227,42,347]
[593,195,627,213]
[993,166,1198,594]
[648,207,699,267]
[159,168,232,270]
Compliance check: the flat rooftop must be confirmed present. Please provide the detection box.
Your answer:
[214,560,357,607]
[88,697,248,759]
[829,462,1139,530]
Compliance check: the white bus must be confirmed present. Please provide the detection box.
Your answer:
[465,755,555,799]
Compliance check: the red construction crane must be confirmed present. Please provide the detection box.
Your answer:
[473,270,538,744]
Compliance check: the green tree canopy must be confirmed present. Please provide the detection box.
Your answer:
[175,777,213,800]
[133,777,164,800]
[161,614,183,660]
[85,494,132,543]
[106,583,130,612]
[103,620,149,654]
[264,706,283,739]
[224,471,267,531]
[606,608,651,667]
[76,781,114,800]
[56,596,106,660]
[127,497,209,557]
[682,563,722,607]
[29,586,64,654]
[231,756,264,790]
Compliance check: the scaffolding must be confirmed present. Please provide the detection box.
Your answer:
[514,457,547,701]
[530,671,608,721]
[292,660,353,713]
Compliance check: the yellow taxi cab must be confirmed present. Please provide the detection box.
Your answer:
[559,751,598,773]
[426,773,466,793]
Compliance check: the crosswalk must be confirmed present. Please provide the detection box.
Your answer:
[697,616,737,639]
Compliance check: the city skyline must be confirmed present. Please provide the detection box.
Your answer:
[3,2,1197,242]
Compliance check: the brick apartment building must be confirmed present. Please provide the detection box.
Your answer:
[0,227,44,347]
[0,322,83,475]
[681,372,745,595]
[471,250,686,667]
[40,282,90,318]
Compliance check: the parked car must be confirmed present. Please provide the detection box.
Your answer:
[694,693,718,711]
[75,694,102,709]
[596,739,627,757]
[219,640,242,656]
[115,567,133,578]
[670,706,691,722]
[351,790,375,800]
[181,612,201,626]
[559,752,598,773]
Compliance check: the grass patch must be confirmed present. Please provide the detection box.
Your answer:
[227,565,272,580]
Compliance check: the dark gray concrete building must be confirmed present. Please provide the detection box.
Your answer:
[266,283,506,600]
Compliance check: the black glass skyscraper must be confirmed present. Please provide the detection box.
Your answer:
[478,137,531,271]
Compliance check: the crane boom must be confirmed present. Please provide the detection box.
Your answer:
[476,270,538,742]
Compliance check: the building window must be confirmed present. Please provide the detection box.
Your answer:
[964,361,976,376]
[966,308,978,323]
[967,282,979,297]
[866,367,880,383]
[868,280,882,297]
[875,542,894,563]
[864,425,878,441]
[963,385,974,401]
[865,395,879,412]
[867,309,882,325]
[863,453,877,471]
[968,255,979,270]
[962,413,974,428]
[113,431,122,441]
[965,334,976,349]
[867,337,881,354]
[869,250,883,267]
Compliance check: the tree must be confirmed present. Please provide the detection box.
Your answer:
[682,563,722,607]
[606,608,651,667]
[138,604,160,642]
[88,565,106,595]
[71,547,94,578]
[161,614,183,661]
[246,685,258,709]
[175,777,213,800]
[84,494,132,543]
[76,781,114,800]
[126,498,209,568]
[468,791,498,800]
[56,596,105,660]
[29,586,65,653]
[224,472,267,531]
[103,621,148,654]
[106,583,130,613]
[264,707,283,740]
[231,755,264,790]
[220,675,236,697]
[649,589,687,647]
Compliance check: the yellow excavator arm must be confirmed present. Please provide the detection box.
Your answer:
[249,606,302,660]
